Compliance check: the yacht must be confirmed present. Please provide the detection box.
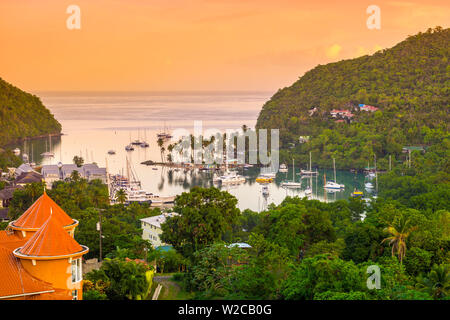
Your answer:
[365,182,374,189]
[41,151,55,158]
[324,180,344,189]
[300,152,318,176]
[214,171,246,185]
[324,158,344,190]
[41,135,54,157]
[366,172,376,180]
[281,159,302,188]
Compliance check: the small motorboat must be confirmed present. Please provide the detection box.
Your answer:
[125,144,135,151]
[256,176,273,184]
[365,182,374,189]
[351,190,364,198]
[41,151,55,158]
[108,150,116,155]
[324,180,344,190]
[140,142,149,148]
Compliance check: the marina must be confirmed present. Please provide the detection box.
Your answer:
[7,92,373,212]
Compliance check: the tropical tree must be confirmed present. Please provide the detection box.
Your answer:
[381,215,417,264]
[85,258,154,300]
[70,170,81,182]
[73,155,84,167]
[416,264,450,299]
[115,189,127,205]
[160,187,240,259]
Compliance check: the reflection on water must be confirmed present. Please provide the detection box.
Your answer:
[8,92,370,212]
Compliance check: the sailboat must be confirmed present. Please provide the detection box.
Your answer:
[300,152,318,176]
[140,129,149,147]
[132,129,143,145]
[157,122,173,140]
[324,158,344,190]
[213,159,245,185]
[281,159,302,188]
[125,132,135,151]
[41,134,55,157]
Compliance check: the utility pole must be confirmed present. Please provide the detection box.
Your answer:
[97,209,103,262]
[374,154,378,193]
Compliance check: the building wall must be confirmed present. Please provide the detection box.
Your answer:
[141,222,165,247]
[20,254,85,300]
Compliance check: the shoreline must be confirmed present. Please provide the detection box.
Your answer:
[1,132,64,148]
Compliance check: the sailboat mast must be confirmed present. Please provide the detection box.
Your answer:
[292,159,294,182]
[333,158,336,182]
[309,152,312,171]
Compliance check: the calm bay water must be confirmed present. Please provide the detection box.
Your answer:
[13,92,367,212]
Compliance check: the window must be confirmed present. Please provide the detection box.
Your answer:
[72,290,78,300]
[71,258,82,283]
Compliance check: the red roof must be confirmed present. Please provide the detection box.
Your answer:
[0,245,54,299]
[0,231,28,251]
[16,215,85,258]
[11,192,76,231]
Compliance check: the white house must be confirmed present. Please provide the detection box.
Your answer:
[140,212,179,248]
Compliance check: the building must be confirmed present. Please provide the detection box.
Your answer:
[0,191,88,300]
[14,171,43,186]
[41,163,107,189]
[140,212,178,248]
[41,165,60,189]
[0,185,23,221]
[358,104,379,112]
[330,109,354,119]
[15,163,35,176]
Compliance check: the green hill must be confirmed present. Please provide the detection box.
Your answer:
[0,77,61,146]
[256,27,449,170]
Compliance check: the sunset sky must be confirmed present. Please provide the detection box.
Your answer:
[0,0,448,92]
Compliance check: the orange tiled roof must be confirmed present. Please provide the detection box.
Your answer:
[16,215,85,258]
[0,245,54,299]
[11,192,76,230]
[0,230,28,251]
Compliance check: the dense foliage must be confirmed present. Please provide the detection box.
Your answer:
[256,27,449,170]
[0,77,61,146]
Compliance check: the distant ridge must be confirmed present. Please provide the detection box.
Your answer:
[256,27,449,169]
[0,78,61,146]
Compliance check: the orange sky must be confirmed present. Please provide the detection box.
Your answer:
[0,0,448,92]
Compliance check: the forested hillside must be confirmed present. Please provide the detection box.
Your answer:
[256,27,449,170]
[0,77,61,146]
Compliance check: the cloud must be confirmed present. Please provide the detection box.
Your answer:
[326,44,342,58]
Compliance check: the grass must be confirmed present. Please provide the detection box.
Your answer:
[151,273,195,300]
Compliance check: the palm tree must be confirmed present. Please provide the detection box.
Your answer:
[70,170,81,182]
[416,264,449,299]
[381,215,417,264]
[73,155,84,167]
[115,189,127,205]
